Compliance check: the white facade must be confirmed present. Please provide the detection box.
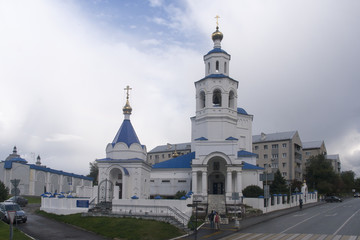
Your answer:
[0,147,93,196]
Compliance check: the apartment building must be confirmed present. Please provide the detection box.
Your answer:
[326,154,341,174]
[302,140,327,172]
[147,142,191,165]
[252,131,303,183]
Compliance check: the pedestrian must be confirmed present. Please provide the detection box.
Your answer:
[208,210,215,229]
[299,198,303,210]
[214,212,221,230]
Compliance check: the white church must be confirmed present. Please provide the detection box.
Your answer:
[41,24,317,223]
[94,24,263,213]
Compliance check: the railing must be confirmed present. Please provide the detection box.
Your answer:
[111,204,190,228]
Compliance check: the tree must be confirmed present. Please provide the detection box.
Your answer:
[305,154,337,194]
[87,161,98,185]
[340,171,355,193]
[270,170,288,194]
[242,185,263,198]
[289,179,303,193]
[0,181,9,202]
[174,190,187,199]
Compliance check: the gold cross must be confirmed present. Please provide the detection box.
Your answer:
[215,15,220,27]
[124,85,132,100]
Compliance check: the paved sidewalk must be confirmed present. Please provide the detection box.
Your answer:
[178,201,325,240]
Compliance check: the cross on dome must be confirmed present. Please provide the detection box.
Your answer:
[123,85,132,116]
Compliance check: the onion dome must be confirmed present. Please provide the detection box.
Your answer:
[123,99,132,115]
[212,26,223,42]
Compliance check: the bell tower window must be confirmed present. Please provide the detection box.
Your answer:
[213,89,222,106]
[224,62,227,74]
[208,62,210,74]
[200,91,206,108]
[228,90,235,109]
[216,61,219,72]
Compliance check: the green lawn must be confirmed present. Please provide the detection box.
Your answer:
[0,221,32,240]
[25,195,41,204]
[37,211,186,240]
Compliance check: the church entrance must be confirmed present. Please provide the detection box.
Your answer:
[98,178,113,202]
[207,156,226,195]
[109,168,123,199]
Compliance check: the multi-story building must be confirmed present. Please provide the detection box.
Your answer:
[302,140,327,173]
[326,154,341,174]
[252,131,303,183]
[147,143,191,165]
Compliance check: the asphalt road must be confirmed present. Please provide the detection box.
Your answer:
[16,204,108,240]
[223,197,360,239]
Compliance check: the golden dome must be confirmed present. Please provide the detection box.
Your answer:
[212,26,223,42]
[123,99,132,115]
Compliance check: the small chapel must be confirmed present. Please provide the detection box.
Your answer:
[95,22,264,214]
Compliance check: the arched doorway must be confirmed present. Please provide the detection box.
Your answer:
[207,156,227,195]
[109,168,123,199]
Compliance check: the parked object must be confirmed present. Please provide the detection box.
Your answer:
[0,202,27,223]
[354,192,360,198]
[5,196,28,207]
[325,196,342,202]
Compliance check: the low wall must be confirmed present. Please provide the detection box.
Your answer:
[244,192,318,213]
[41,197,90,215]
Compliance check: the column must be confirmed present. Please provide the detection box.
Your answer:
[192,171,197,194]
[226,171,232,193]
[202,171,207,195]
[236,171,242,194]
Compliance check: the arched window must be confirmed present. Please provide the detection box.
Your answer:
[213,89,222,106]
[208,62,210,74]
[200,91,206,108]
[216,61,219,72]
[224,62,227,74]
[228,90,235,109]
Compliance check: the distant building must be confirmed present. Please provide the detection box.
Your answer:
[326,154,341,174]
[147,143,191,165]
[0,146,93,196]
[302,140,327,173]
[252,131,303,183]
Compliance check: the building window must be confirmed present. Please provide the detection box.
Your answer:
[264,145,268,150]
[254,146,259,150]
[282,172,287,177]
[161,180,170,183]
[271,163,278,168]
[264,154,268,159]
[216,61,219,72]
[282,143,287,148]
[282,163,286,168]
[150,180,154,182]
[272,144,278,149]
[264,163,267,168]
[200,91,206,108]
[155,155,159,160]
[228,90,235,108]
[224,62,227,73]
[168,154,171,158]
[213,89,222,106]
[149,155,152,160]
[272,154,278,159]
[178,180,187,183]
[162,154,164,158]
[306,152,311,156]
[208,62,210,73]
[282,153,287,158]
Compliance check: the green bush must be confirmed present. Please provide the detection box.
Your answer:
[242,185,263,198]
[0,181,9,202]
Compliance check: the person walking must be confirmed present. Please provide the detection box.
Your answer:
[299,198,303,210]
[214,212,221,230]
[208,210,215,229]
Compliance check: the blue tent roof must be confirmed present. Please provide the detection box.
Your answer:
[4,157,28,169]
[152,152,195,169]
[112,119,141,147]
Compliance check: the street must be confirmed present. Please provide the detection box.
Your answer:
[222,198,360,239]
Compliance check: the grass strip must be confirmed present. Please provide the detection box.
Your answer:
[37,211,185,240]
[0,221,32,240]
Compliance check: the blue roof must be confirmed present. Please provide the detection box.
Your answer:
[29,165,93,181]
[205,47,230,56]
[112,119,141,147]
[195,137,208,141]
[3,157,28,169]
[152,152,195,169]
[237,150,258,158]
[242,162,264,170]
[237,108,248,115]
[198,74,237,83]
[226,137,238,141]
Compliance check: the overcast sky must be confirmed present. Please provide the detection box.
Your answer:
[1,0,359,177]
